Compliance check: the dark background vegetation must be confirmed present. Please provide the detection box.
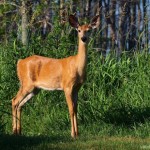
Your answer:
[0,0,150,140]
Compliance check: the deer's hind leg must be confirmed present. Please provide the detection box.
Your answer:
[12,85,38,135]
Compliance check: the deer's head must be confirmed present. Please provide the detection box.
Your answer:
[69,14,100,43]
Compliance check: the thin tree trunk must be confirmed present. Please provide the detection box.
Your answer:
[49,0,53,29]
[79,0,84,19]
[129,2,137,50]
[102,0,110,55]
[99,0,102,52]
[143,0,148,51]
[60,0,65,36]
[128,3,132,51]
[132,2,136,50]
[137,2,142,31]
[94,0,102,52]
[85,0,92,18]
[21,0,28,46]
[119,1,129,51]
[42,0,52,38]
[110,0,116,50]
[71,0,77,14]
[137,1,142,50]
[60,0,65,24]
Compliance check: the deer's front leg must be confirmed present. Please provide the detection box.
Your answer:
[64,88,76,138]
[72,88,79,137]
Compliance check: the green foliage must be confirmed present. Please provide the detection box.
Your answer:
[0,20,150,137]
[76,51,150,127]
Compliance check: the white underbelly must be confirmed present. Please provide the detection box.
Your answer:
[38,86,63,91]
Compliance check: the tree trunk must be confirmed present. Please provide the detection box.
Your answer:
[130,2,137,50]
[110,0,116,50]
[21,1,28,46]
[94,0,102,52]
[60,0,66,36]
[137,1,142,50]
[79,0,84,19]
[85,0,92,18]
[143,0,148,51]
[71,0,77,14]
[119,1,129,51]
[42,0,52,38]
[60,0,65,24]
[102,0,110,55]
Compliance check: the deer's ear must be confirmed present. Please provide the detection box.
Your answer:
[69,15,79,28]
[90,15,100,29]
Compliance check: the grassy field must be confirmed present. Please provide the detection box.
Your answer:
[0,37,150,149]
[0,134,150,150]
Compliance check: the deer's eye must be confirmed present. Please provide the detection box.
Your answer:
[78,30,81,32]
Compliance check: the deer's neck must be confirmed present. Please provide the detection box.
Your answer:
[77,39,87,76]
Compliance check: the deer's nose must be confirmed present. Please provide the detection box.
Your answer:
[81,36,87,42]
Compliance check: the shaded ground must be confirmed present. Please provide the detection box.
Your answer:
[0,134,149,150]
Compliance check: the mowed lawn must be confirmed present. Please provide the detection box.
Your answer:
[0,134,149,150]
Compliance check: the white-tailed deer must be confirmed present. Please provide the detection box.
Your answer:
[12,14,100,138]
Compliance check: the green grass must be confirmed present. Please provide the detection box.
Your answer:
[0,134,149,150]
[0,34,150,149]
